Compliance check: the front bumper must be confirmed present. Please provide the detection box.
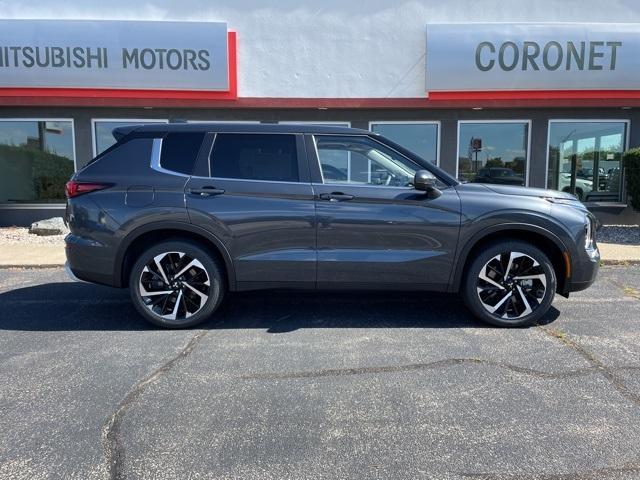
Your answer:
[564,246,600,293]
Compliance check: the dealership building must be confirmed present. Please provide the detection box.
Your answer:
[2,0,640,225]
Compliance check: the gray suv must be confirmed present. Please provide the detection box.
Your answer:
[65,124,599,328]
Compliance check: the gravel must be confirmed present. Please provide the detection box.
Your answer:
[0,227,66,245]
[597,225,640,245]
[0,224,638,246]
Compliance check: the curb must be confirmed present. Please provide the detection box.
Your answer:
[0,264,66,269]
[600,259,640,266]
[2,261,640,269]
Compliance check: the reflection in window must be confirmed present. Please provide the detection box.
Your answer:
[370,122,438,164]
[457,122,529,186]
[0,120,75,204]
[93,120,167,158]
[315,135,420,187]
[547,121,627,202]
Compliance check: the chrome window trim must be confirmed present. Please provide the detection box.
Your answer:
[150,137,190,178]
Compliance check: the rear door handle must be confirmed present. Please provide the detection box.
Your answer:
[319,192,355,202]
[188,186,225,197]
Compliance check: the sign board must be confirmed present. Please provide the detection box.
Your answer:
[0,20,230,91]
[426,23,640,93]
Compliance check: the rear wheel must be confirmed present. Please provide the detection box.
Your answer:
[462,240,556,327]
[129,240,225,328]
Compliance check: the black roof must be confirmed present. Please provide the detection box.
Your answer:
[114,122,372,138]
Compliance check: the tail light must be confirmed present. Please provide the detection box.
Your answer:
[65,181,112,198]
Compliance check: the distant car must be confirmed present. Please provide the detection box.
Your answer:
[557,173,593,201]
[65,123,599,329]
[473,167,524,186]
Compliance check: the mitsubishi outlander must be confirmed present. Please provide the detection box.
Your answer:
[65,124,599,328]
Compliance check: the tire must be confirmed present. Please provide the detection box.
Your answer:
[129,240,225,328]
[462,240,556,327]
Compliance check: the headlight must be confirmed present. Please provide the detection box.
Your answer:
[585,216,595,250]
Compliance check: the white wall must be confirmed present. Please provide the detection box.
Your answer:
[3,0,640,98]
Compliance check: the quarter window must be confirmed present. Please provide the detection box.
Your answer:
[210,134,299,182]
[160,132,206,175]
[0,119,75,204]
[315,135,421,187]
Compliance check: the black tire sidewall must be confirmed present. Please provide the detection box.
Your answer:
[462,240,556,327]
[129,240,225,328]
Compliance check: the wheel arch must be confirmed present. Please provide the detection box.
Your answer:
[115,222,236,290]
[451,223,570,295]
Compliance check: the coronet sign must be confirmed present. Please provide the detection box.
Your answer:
[426,23,640,94]
[0,19,231,92]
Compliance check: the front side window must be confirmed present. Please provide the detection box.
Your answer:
[370,122,439,164]
[210,134,299,182]
[315,135,420,187]
[457,122,529,185]
[0,120,75,204]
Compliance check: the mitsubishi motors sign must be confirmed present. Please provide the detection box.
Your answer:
[426,23,640,95]
[0,19,233,92]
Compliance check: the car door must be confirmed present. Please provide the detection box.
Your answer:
[185,132,316,288]
[307,133,461,290]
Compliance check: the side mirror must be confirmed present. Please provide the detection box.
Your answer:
[413,170,442,198]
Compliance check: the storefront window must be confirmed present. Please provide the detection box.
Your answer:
[457,121,529,185]
[93,119,167,157]
[370,122,439,164]
[0,120,75,204]
[547,121,627,202]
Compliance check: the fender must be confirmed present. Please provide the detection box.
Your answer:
[114,221,236,289]
[448,221,571,293]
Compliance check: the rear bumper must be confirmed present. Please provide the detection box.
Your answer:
[65,233,118,287]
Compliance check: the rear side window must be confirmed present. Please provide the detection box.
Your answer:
[210,133,299,182]
[160,132,206,175]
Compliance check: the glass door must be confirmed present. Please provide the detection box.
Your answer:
[547,121,628,202]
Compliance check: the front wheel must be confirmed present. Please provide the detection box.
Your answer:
[462,241,556,327]
[129,240,225,328]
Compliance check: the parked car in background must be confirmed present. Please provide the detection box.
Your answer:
[557,173,593,201]
[65,124,599,329]
[472,167,525,186]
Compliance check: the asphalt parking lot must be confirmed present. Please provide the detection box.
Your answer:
[0,266,639,480]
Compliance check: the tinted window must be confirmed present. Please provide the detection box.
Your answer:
[160,132,205,175]
[210,134,299,182]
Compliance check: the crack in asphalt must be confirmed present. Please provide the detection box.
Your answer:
[239,358,640,381]
[101,330,208,480]
[538,325,640,407]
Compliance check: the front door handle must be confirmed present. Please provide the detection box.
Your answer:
[188,186,225,197]
[319,192,355,202]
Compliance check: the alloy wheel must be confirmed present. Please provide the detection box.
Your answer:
[138,251,211,321]
[476,251,547,320]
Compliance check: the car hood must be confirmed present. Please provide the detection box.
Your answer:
[478,183,576,200]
